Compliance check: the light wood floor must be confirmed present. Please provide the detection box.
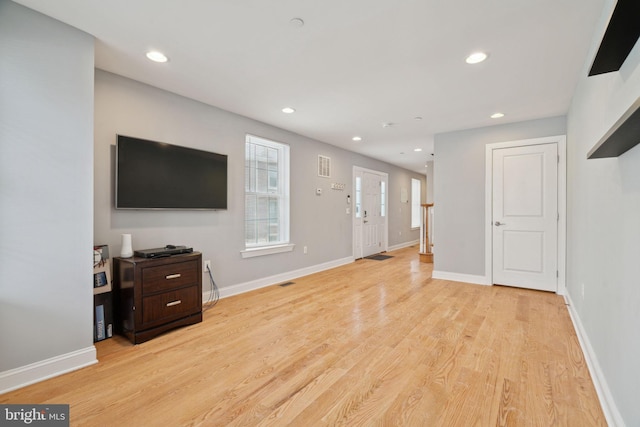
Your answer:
[2,247,605,426]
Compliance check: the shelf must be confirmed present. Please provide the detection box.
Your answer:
[588,0,640,76]
[587,97,640,159]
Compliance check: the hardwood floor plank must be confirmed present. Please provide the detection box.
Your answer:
[0,247,606,426]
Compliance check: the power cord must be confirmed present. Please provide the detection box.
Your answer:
[204,264,219,310]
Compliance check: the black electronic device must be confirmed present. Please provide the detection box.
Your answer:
[134,246,193,259]
[116,135,228,210]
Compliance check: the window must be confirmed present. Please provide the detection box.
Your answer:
[243,135,292,258]
[355,176,362,218]
[411,178,421,228]
[381,180,386,217]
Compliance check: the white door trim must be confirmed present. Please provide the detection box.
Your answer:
[353,166,389,259]
[484,135,566,295]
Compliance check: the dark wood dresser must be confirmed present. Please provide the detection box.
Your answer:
[113,252,202,344]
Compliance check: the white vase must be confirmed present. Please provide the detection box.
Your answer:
[120,234,133,258]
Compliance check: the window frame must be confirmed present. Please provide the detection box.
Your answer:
[241,134,293,258]
[411,178,421,229]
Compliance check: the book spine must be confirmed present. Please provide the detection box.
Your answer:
[95,304,105,341]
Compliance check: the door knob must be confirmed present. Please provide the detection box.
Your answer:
[494,221,505,226]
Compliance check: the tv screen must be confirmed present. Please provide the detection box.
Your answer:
[116,135,227,210]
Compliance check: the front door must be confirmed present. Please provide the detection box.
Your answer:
[353,167,388,259]
[492,143,558,292]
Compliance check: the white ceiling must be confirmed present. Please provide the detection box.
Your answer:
[14,0,605,174]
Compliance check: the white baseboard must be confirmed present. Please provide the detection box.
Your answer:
[432,270,491,286]
[388,239,419,252]
[564,293,625,427]
[0,346,97,395]
[203,256,354,301]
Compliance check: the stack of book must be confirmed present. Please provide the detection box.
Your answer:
[93,245,113,341]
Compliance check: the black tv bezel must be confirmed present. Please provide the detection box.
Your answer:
[115,135,228,210]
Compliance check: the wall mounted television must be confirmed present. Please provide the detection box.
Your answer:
[116,135,227,210]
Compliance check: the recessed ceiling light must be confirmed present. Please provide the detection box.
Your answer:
[282,107,296,114]
[289,18,305,27]
[491,112,505,119]
[414,148,423,152]
[414,116,423,121]
[146,50,168,63]
[465,52,488,64]
[352,136,362,142]
[382,122,396,128]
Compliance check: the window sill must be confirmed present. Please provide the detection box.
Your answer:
[241,243,295,259]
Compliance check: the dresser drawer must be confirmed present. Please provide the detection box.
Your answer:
[141,285,200,326]
[141,260,199,294]
[114,252,202,344]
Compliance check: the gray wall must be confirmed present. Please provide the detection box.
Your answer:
[94,71,426,291]
[0,1,95,371]
[567,0,640,423]
[432,116,566,276]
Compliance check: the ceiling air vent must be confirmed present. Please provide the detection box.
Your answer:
[318,155,331,178]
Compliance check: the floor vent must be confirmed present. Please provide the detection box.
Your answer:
[279,281,295,287]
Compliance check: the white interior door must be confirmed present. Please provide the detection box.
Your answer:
[353,167,387,258]
[492,143,558,292]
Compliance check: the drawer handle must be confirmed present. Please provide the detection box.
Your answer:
[165,274,181,280]
[166,300,182,307]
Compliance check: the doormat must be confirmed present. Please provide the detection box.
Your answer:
[365,254,393,261]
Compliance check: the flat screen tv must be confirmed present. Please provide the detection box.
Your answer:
[116,135,227,210]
